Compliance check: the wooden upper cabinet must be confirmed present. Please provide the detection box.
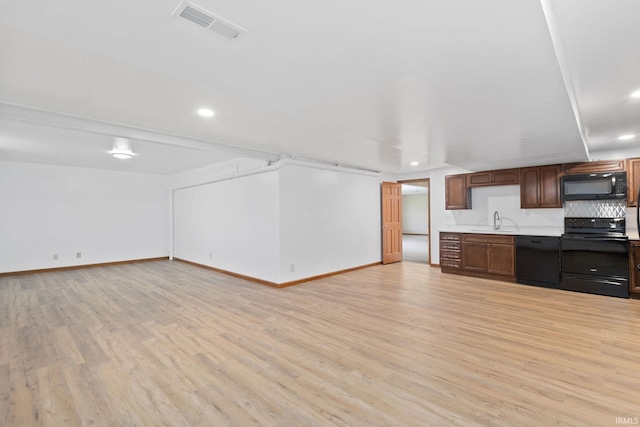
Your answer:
[563,160,625,175]
[520,167,540,208]
[445,174,471,210]
[492,169,520,185]
[520,165,561,209]
[539,165,562,208]
[627,158,640,207]
[467,172,492,187]
[461,241,487,272]
[468,169,519,187]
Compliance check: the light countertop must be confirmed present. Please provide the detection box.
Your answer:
[441,226,640,240]
[440,225,564,237]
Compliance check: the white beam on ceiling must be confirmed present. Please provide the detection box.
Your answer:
[0,102,281,163]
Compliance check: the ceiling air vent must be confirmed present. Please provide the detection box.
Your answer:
[172,1,247,40]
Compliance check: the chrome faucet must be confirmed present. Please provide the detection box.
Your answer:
[493,211,501,230]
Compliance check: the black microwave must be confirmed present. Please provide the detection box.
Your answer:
[561,171,627,201]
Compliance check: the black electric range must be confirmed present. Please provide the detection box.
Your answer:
[560,217,630,298]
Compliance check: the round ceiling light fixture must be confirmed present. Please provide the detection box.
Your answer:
[110,137,135,159]
[410,161,420,166]
[618,134,635,141]
[631,89,640,98]
[197,108,215,117]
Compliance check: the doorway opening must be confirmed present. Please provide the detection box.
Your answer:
[399,179,430,264]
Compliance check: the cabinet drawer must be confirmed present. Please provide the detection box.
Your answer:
[440,232,461,241]
[441,251,460,260]
[440,241,461,251]
[441,259,461,269]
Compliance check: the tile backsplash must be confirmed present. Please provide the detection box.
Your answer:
[564,200,627,218]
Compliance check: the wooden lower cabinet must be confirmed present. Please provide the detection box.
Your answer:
[461,241,487,272]
[630,241,640,296]
[440,232,462,270]
[487,243,515,276]
[441,232,515,281]
[462,234,515,277]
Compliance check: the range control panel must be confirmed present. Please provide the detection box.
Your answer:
[564,217,625,234]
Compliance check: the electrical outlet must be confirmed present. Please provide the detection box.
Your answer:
[290,264,295,273]
[76,252,82,259]
[53,254,59,260]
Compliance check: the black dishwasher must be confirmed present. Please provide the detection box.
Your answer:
[515,236,560,288]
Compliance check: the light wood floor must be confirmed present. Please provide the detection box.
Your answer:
[2,260,640,426]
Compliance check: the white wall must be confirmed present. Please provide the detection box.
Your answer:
[402,193,429,234]
[278,164,381,282]
[171,161,381,284]
[0,161,169,273]
[427,167,455,265]
[172,170,281,283]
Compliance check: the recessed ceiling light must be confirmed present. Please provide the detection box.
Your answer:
[197,108,215,117]
[410,161,419,166]
[110,137,135,159]
[631,89,640,98]
[618,134,635,141]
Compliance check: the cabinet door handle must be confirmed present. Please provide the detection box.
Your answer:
[637,264,640,271]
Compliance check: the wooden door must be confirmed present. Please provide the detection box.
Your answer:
[381,182,402,264]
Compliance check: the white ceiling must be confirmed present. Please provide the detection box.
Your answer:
[0,0,639,175]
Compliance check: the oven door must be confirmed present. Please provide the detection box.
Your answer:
[560,235,629,298]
